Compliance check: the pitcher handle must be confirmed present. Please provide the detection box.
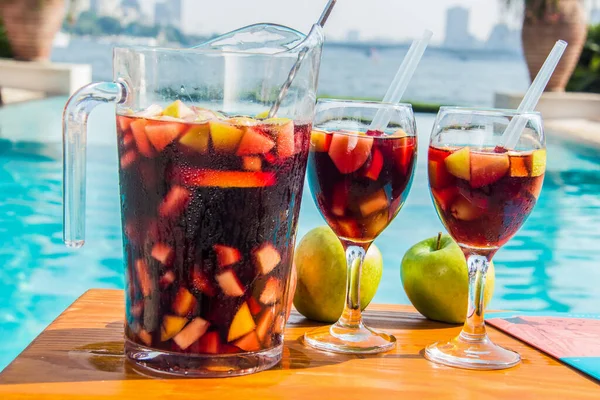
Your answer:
[63,81,128,248]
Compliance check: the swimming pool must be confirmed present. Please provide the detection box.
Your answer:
[0,98,599,371]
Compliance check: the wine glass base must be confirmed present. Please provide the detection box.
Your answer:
[304,323,396,354]
[424,334,520,370]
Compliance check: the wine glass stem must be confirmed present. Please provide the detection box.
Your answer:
[461,253,492,341]
[337,244,367,329]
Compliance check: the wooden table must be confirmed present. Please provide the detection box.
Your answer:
[0,289,598,399]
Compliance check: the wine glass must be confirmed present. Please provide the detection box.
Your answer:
[425,107,546,369]
[304,99,417,353]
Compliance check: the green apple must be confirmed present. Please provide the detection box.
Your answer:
[293,226,383,323]
[401,233,495,324]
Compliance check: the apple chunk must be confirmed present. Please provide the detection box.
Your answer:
[162,100,195,120]
[450,195,484,221]
[172,287,196,316]
[173,317,209,350]
[130,119,154,158]
[444,147,470,180]
[256,308,275,343]
[191,267,216,297]
[310,129,332,152]
[135,259,153,297]
[469,151,509,188]
[236,128,275,155]
[209,120,244,153]
[259,277,282,305]
[527,149,546,177]
[151,243,173,266]
[428,159,454,189]
[160,315,188,341]
[158,185,191,218]
[233,331,261,352]
[359,189,389,217]
[228,302,256,342]
[328,133,373,174]
[253,243,281,275]
[145,122,187,152]
[179,123,210,153]
[216,270,245,297]
[213,244,242,268]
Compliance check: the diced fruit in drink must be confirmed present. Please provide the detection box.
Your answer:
[173,317,209,350]
[138,329,152,346]
[469,151,509,188]
[162,100,195,120]
[529,176,544,197]
[172,287,196,316]
[191,267,216,297]
[255,308,275,343]
[457,186,490,209]
[392,129,408,137]
[233,331,261,351]
[393,137,415,175]
[123,133,134,147]
[253,243,281,275]
[174,167,276,188]
[331,182,347,217]
[159,270,176,288]
[255,110,270,119]
[365,210,389,239]
[131,300,143,317]
[120,150,137,169]
[428,159,454,189]
[328,133,373,174]
[274,120,296,158]
[192,106,220,121]
[363,148,384,180]
[117,115,133,132]
[336,219,361,238]
[527,149,546,177]
[195,331,221,353]
[135,259,152,297]
[179,124,210,153]
[242,156,262,171]
[216,270,245,297]
[160,315,188,341]
[222,344,241,354]
[509,153,529,177]
[359,189,389,217]
[310,130,332,152]
[247,296,262,316]
[214,244,242,268]
[230,116,259,126]
[130,119,154,157]
[145,122,187,152]
[151,243,173,266]
[136,104,163,118]
[158,185,191,217]
[431,187,458,212]
[236,128,275,155]
[263,152,277,164]
[260,277,282,305]
[450,195,484,221]
[228,302,256,342]
[209,120,244,153]
[273,314,285,335]
[444,147,470,180]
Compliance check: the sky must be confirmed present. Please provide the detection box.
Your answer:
[172,0,517,43]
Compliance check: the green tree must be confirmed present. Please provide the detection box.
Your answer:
[96,16,122,36]
[0,18,11,58]
[567,24,600,93]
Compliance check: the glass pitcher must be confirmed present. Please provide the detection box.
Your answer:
[62,24,324,377]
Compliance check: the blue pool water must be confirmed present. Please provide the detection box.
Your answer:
[0,98,599,371]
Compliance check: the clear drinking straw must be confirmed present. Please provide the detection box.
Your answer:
[369,29,433,132]
[502,40,568,149]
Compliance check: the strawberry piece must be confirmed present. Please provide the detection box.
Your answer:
[328,133,374,174]
[130,119,154,157]
[120,150,137,169]
[431,187,459,212]
[274,121,296,158]
[228,302,256,342]
[253,243,281,275]
[336,219,361,239]
[117,115,133,132]
[135,259,152,297]
[213,244,242,268]
[191,267,216,297]
[174,167,276,188]
[331,182,348,217]
[310,129,333,152]
[260,277,282,305]
[216,269,245,297]
[234,331,261,352]
[138,329,152,346]
[173,317,209,350]
[392,136,416,175]
[247,296,262,316]
[195,330,221,354]
[236,127,275,155]
[172,287,196,316]
[145,121,187,152]
[151,243,173,266]
[359,189,389,217]
[242,156,262,171]
[158,185,191,218]
[428,159,455,189]
[159,270,175,288]
[363,148,384,180]
[256,307,275,342]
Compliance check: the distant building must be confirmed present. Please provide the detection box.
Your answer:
[346,30,360,42]
[155,0,183,27]
[443,6,478,49]
[486,23,521,52]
